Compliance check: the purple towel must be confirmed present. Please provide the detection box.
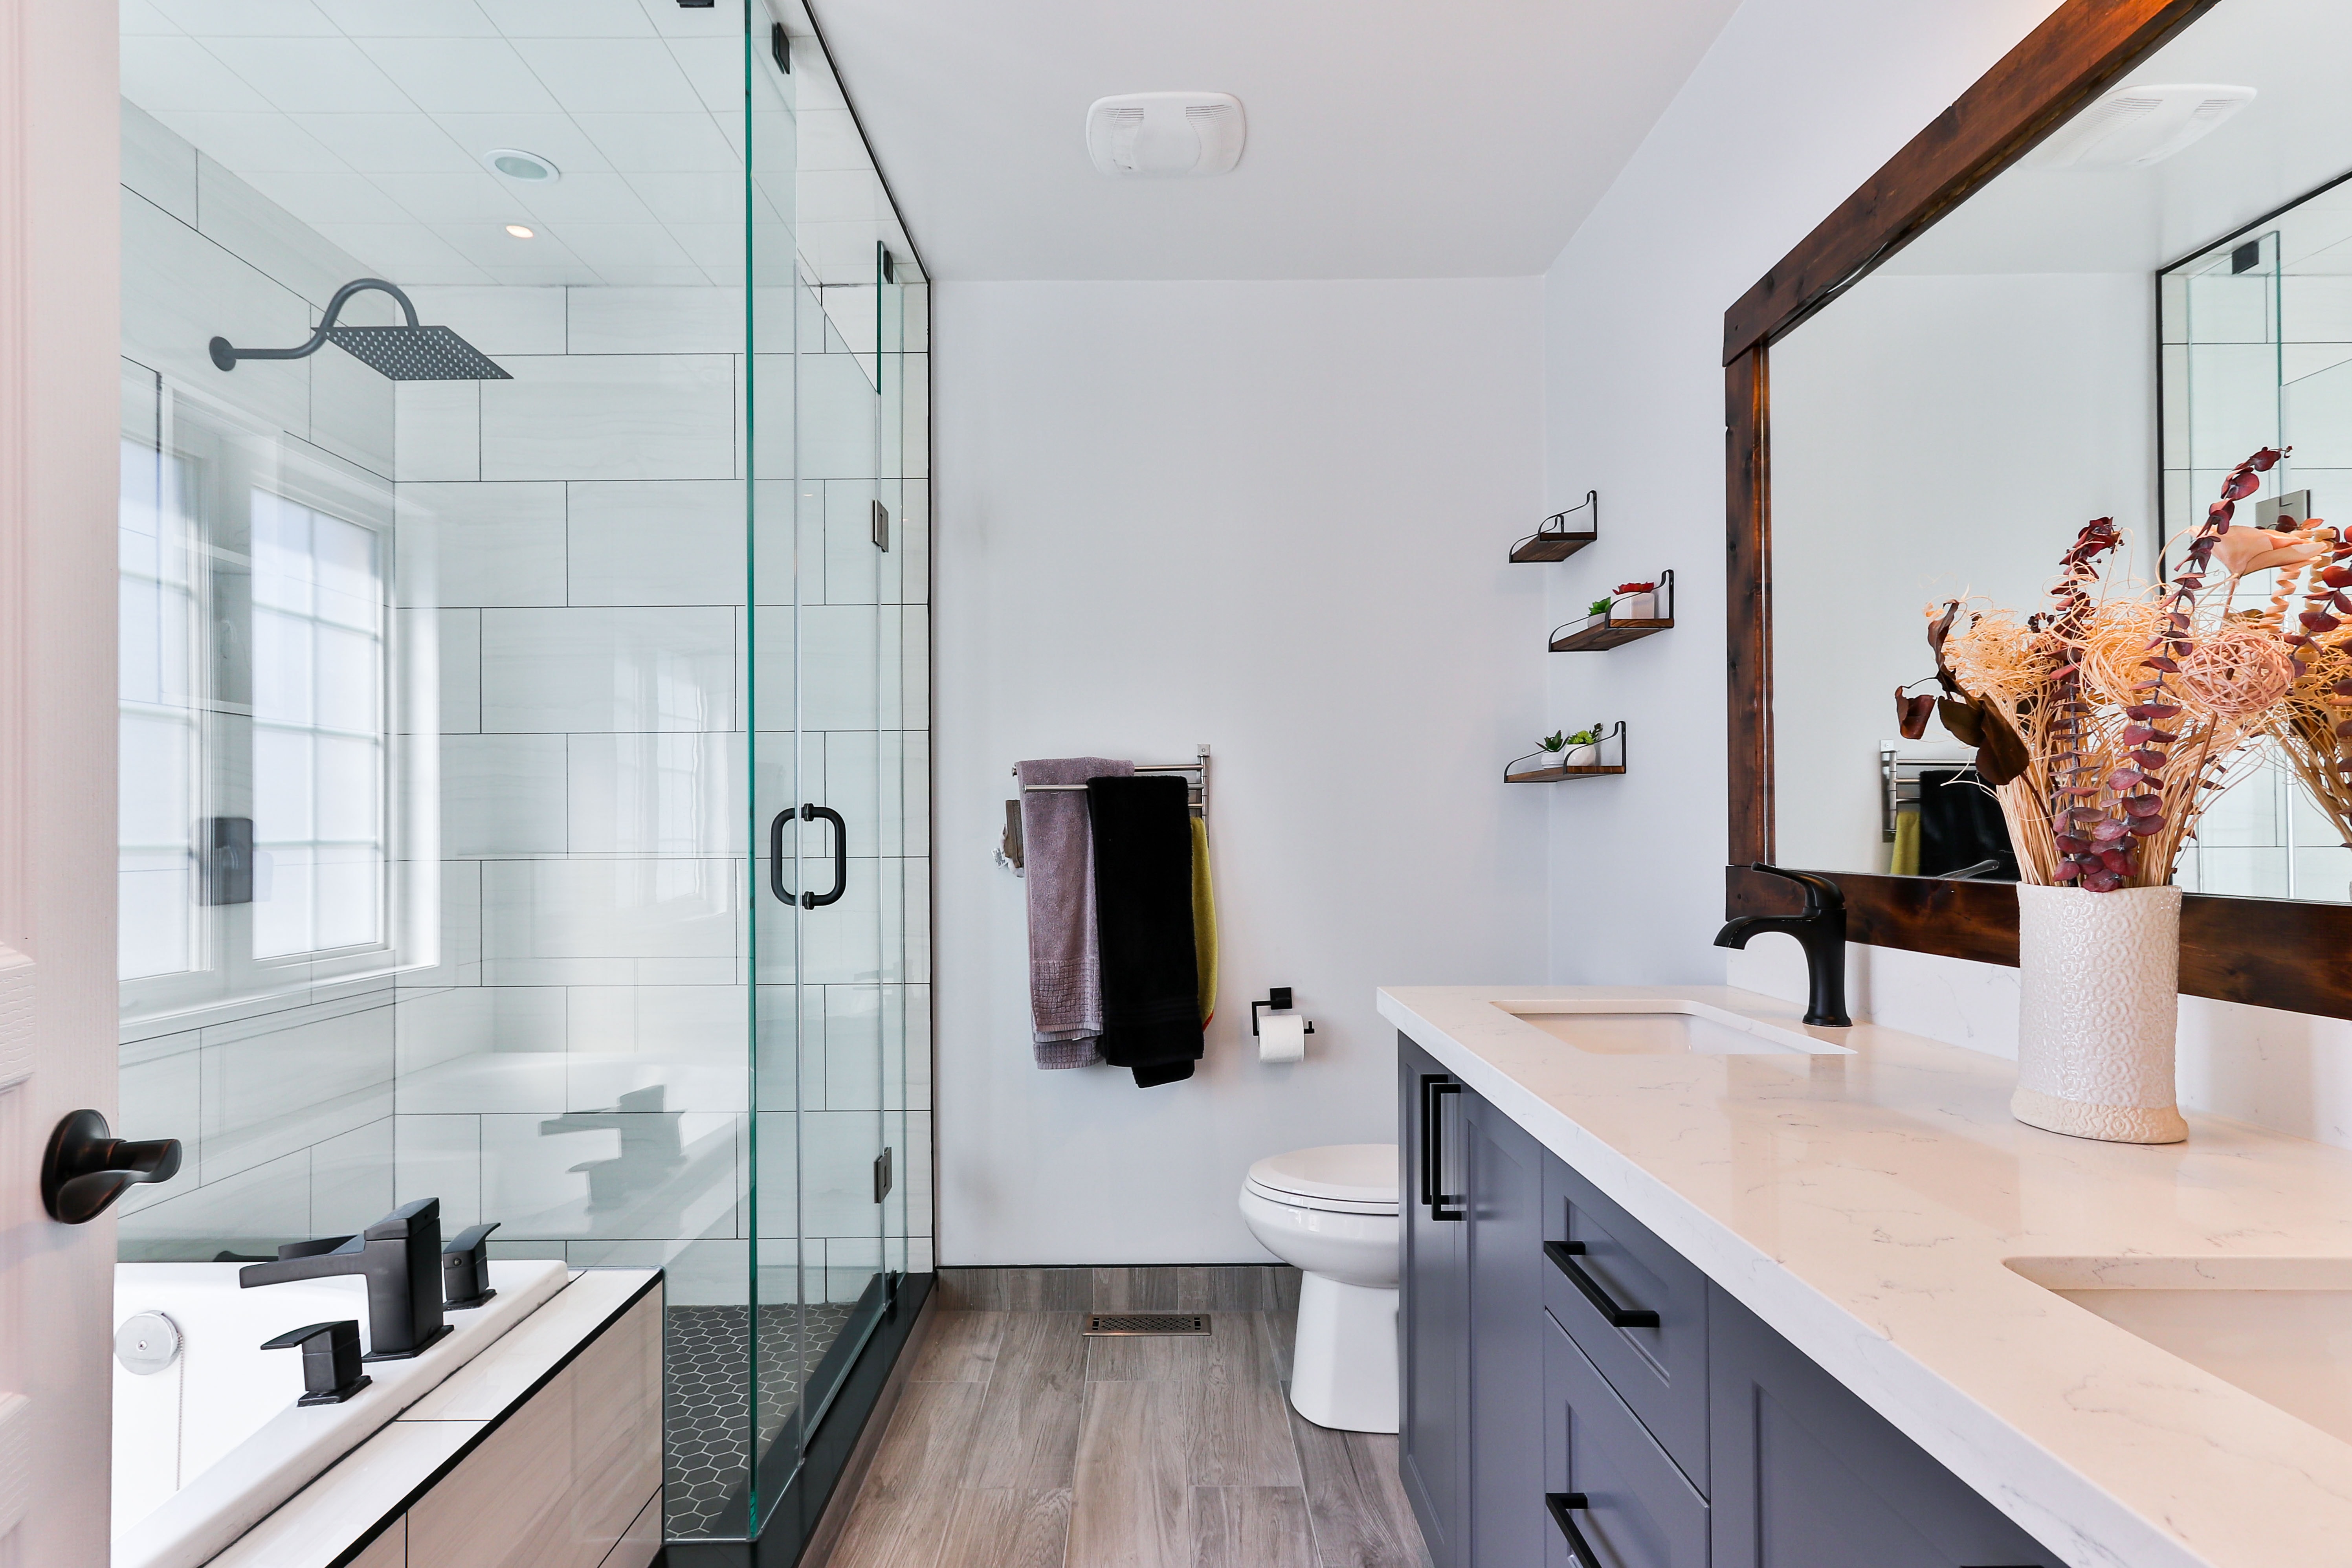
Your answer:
[1018,757,1134,1067]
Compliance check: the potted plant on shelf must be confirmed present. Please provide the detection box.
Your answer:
[1923,446,2317,1144]
[1554,723,1604,768]
[1612,581,1659,620]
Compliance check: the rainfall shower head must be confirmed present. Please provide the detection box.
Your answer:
[209,278,512,382]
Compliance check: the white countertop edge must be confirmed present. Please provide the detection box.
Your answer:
[1376,985,2208,1568]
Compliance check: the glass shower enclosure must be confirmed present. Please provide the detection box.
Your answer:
[112,1,930,1557]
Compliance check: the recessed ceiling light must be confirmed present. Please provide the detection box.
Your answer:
[505,224,535,240]
[484,149,560,184]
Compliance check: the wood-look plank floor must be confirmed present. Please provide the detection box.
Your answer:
[825,1308,1431,1568]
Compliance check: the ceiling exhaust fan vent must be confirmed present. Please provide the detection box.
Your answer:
[2037,83,2257,169]
[1086,92,1246,178]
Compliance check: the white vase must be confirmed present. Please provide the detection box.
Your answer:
[2013,883,2188,1144]
[1613,592,1657,621]
[1561,743,1600,768]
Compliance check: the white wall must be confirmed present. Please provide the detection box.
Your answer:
[1539,0,2077,994]
[935,278,1548,1264]
[1541,0,2352,1151]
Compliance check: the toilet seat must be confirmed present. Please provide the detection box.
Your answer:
[1245,1144,1398,1215]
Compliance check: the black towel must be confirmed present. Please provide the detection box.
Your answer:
[1086,775,1204,1087]
[1917,769,2020,880]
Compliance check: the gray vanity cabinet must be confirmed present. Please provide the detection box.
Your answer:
[1708,1288,2057,1568]
[1396,1033,2060,1568]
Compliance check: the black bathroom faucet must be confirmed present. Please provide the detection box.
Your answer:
[239,1197,450,1360]
[1713,863,1853,1028]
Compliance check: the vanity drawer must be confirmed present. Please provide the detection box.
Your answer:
[1545,1311,1710,1568]
[1545,1154,1709,1492]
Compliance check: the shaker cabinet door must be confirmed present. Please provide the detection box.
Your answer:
[1708,1286,2057,1568]
[1400,1035,1471,1568]
[1466,1091,1547,1568]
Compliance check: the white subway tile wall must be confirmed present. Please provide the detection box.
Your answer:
[114,106,933,1297]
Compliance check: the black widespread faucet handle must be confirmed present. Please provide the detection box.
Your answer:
[1749,862,1846,914]
[261,1319,372,1406]
[442,1221,501,1310]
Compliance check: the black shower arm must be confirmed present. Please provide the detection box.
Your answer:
[210,278,421,370]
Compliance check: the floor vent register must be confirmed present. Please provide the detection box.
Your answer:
[1083,1313,1211,1336]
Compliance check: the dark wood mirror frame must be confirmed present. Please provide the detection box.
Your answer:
[1721,0,2352,1021]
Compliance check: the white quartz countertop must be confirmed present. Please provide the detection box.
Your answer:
[1379,984,2352,1568]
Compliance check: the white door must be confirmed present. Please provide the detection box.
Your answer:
[0,0,126,1562]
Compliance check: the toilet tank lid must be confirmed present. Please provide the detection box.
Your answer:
[1246,1144,1398,1206]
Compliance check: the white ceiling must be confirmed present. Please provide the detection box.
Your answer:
[120,0,915,288]
[803,0,1747,281]
[1886,0,2352,279]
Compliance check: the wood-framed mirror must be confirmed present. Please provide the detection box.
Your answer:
[1723,0,2352,1020]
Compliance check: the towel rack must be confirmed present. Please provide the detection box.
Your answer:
[1014,744,1211,826]
[1880,746,1981,841]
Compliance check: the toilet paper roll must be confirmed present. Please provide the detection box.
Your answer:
[1259,1013,1308,1064]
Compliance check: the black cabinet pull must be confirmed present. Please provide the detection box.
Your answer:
[1546,1493,1602,1567]
[1545,1240,1660,1328]
[1418,1075,1465,1221]
[768,803,848,910]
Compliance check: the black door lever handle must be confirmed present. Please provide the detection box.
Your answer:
[42,1109,182,1224]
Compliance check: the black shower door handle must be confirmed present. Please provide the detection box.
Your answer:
[769,804,847,910]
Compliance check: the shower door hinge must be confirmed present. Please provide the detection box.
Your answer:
[871,500,890,552]
[771,22,789,73]
[873,1146,894,1203]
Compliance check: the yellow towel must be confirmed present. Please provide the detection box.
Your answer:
[1191,815,1218,1025]
[1890,807,1921,877]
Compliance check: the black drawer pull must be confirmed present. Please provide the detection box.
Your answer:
[1546,1492,1601,1567]
[1419,1075,1465,1221]
[1546,1240,1660,1328]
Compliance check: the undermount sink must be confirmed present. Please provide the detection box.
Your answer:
[1500,1000,1853,1057]
[2009,1256,2352,1445]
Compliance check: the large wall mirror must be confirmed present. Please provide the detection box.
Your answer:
[1726,0,2352,1017]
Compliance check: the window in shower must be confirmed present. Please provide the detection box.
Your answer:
[117,380,402,1022]
[246,489,389,958]
[117,433,201,982]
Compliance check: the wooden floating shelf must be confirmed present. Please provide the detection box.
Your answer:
[1510,490,1599,563]
[1550,618,1671,652]
[1510,531,1598,564]
[1504,764,1627,783]
[1549,568,1675,652]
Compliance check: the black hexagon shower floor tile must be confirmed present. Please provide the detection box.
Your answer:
[663,1302,860,1539]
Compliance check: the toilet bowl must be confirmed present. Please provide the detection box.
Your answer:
[1238,1143,1399,1434]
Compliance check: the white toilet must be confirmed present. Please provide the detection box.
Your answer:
[1238,1143,1400,1434]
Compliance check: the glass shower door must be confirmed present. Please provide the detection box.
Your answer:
[749,137,893,1528]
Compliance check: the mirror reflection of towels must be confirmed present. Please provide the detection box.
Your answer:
[1917,769,2019,880]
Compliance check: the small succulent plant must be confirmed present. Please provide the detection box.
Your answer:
[1539,723,1604,752]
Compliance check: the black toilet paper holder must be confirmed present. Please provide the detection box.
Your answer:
[1251,988,1315,1037]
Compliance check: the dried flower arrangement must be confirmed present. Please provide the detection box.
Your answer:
[1919,447,2318,892]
